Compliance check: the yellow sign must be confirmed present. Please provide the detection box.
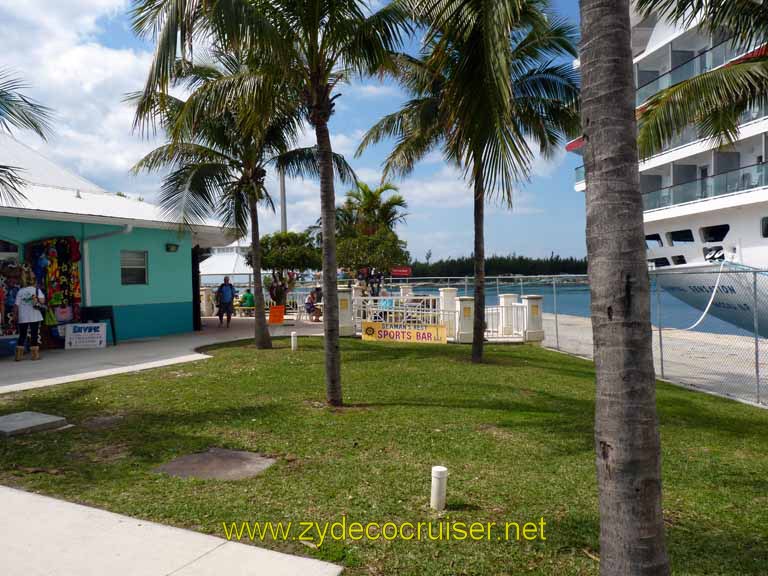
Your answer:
[362,322,447,344]
[462,306,471,318]
[531,304,539,318]
[340,298,349,311]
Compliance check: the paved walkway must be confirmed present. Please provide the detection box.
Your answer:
[543,313,767,407]
[1,317,323,395]
[0,486,341,576]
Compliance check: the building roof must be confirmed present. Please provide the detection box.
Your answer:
[0,134,230,247]
[199,251,253,276]
[200,240,253,276]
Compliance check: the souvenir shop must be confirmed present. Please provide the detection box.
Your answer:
[0,236,83,351]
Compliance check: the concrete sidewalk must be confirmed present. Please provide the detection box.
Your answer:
[1,317,322,395]
[0,486,341,576]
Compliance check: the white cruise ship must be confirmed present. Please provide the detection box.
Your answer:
[570,6,768,336]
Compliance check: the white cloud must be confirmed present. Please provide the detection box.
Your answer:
[0,1,161,196]
[349,83,401,99]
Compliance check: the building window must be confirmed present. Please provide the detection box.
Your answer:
[668,229,695,245]
[700,224,730,243]
[671,255,687,265]
[121,250,148,285]
[645,234,663,249]
[648,257,670,268]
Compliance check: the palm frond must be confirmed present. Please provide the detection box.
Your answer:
[0,69,53,139]
[0,165,27,206]
[637,57,768,158]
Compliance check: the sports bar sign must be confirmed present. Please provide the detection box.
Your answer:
[362,322,447,344]
[390,266,412,277]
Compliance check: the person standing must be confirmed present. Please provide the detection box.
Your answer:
[215,276,237,328]
[240,288,255,316]
[14,275,45,361]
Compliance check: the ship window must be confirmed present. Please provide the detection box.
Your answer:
[700,224,730,243]
[648,257,670,268]
[668,229,695,245]
[671,255,687,265]
[645,234,663,248]
[762,217,768,238]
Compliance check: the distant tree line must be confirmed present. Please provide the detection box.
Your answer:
[410,253,587,277]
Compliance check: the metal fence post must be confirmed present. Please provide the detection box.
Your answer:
[496,277,500,298]
[656,275,665,380]
[519,277,524,296]
[553,277,560,350]
[754,271,761,404]
[464,276,468,295]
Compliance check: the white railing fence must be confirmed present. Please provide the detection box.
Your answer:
[484,304,528,339]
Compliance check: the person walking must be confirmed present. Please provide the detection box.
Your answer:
[215,276,237,328]
[14,274,45,361]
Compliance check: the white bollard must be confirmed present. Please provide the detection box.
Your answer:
[430,465,448,511]
[291,331,298,351]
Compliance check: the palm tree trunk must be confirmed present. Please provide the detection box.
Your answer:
[471,161,485,363]
[314,118,342,407]
[579,1,669,574]
[249,194,272,349]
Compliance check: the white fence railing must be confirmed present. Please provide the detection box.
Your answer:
[353,297,529,342]
[484,305,528,339]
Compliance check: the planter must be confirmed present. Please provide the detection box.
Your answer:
[268,305,286,325]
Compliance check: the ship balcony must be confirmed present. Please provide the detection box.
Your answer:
[636,36,760,108]
[643,161,768,211]
[574,104,768,192]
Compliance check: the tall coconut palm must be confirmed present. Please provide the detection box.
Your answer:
[131,0,409,406]
[579,0,670,574]
[634,1,768,157]
[0,69,52,204]
[337,181,407,236]
[131,51,354,349]
[358,0,580,362]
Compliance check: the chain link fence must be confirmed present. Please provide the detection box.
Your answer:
[386,272,767,407]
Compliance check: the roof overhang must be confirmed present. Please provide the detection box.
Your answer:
[0,206,233,249]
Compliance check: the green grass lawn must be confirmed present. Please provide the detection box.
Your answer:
[1,338,766,575]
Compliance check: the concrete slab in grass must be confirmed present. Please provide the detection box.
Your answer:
[0,411,68,437]
[155,448,277,480]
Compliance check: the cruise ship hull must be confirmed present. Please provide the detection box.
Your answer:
[655,263,768,336]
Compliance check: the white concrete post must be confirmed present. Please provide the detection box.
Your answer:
[456,296,474,343]
[522,295,545,344]
[439,287,458,338]
[499,293,520,336]
[338,287,355,336]
[430,466,448,511]
[201,288,215,317]
[399,284,414,298]
[291,331,298,351]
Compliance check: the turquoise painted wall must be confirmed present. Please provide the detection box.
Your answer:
[0,215,194,340]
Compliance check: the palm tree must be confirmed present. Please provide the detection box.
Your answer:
[131,0,409,406]
[0,69,52,204]
[358,0,580,362]
[131,50,354,349]
[634,1,768,157]
[324,181,407,238]
[579,0,670,574]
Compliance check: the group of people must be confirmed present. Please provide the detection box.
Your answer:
[214,276,323,325]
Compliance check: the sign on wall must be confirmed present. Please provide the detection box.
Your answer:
[65,323,107,349]
[362,322,447,344]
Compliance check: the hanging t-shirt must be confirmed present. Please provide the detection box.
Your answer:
[15,286,45,324]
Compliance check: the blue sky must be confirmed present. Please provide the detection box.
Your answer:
[0,0,585,261]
